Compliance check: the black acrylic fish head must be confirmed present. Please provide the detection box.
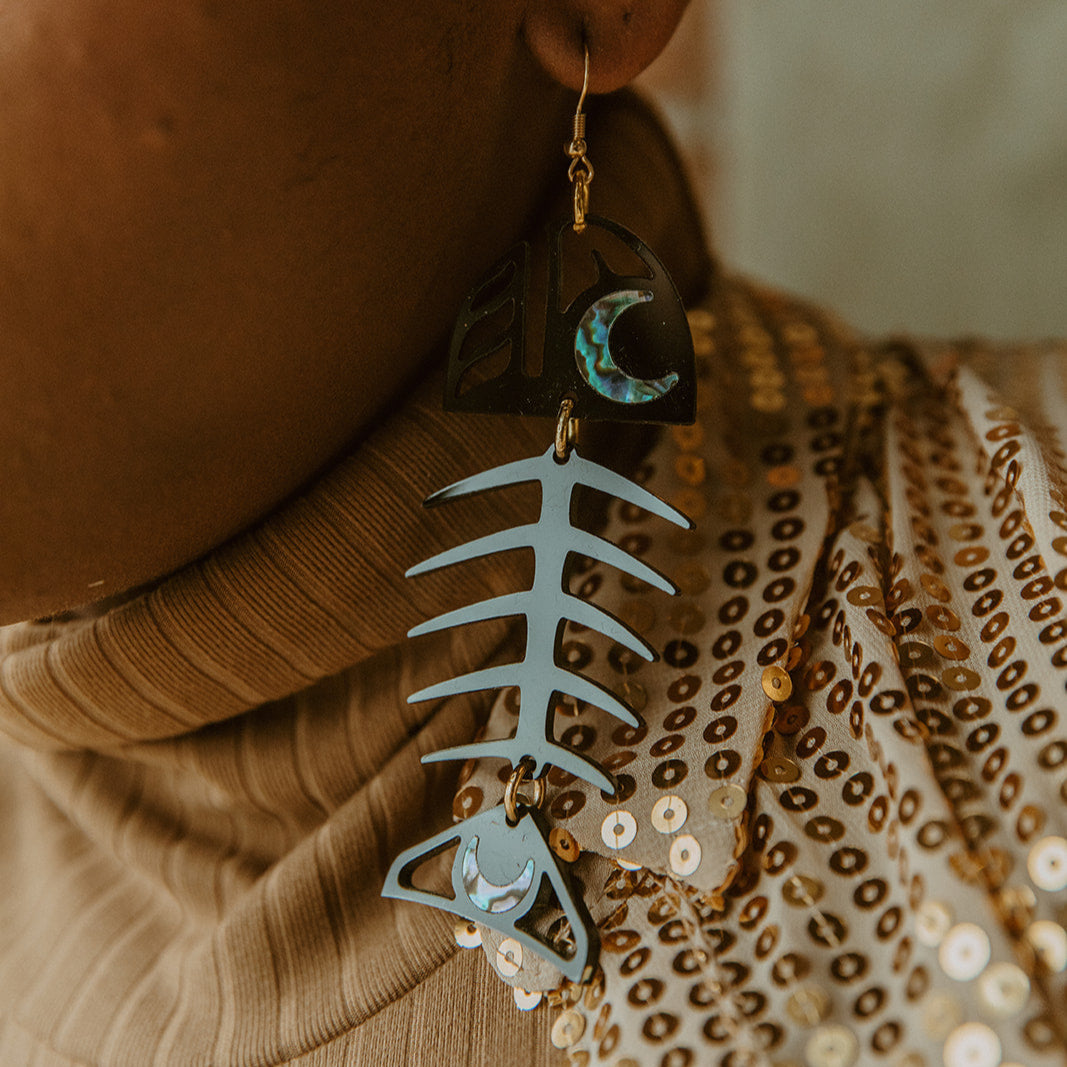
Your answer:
[445,215,695,424]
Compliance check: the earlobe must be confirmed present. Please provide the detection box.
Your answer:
[523,0,690,95]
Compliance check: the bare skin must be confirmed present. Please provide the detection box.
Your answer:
[0,0,690,622]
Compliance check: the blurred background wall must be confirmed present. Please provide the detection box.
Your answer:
[641,1,1067,339]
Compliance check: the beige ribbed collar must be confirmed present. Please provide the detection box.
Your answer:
[0,373,542,753]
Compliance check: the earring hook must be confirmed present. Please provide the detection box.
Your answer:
[566,46,594,233]
[575,46,590,118]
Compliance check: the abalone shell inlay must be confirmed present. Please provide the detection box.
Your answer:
[462,836,536,914]
[574,289,678,404]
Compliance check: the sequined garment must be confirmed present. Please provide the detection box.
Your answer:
[454,273,1067,1067]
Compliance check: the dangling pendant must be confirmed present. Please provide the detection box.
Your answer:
[382,217,694,982]
[383,59,697,986]
[384,771,599,982]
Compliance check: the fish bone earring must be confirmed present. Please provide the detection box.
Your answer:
[382,49,697,984]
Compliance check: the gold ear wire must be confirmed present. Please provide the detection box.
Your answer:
[575,44,590,120]
[565,47,594,233]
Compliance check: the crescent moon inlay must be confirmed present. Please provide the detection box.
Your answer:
[461,836,536,914]
[574,289,678,404]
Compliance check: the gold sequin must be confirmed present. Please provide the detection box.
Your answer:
[674,454,707,486]
[496,938,523,978]
[767,464,801,488]
[513,988,543,1011]
[845,585,881,607]
[600,810,638,850]
[650,795,688,834]
[708,784,747,819]
[686,307,715,332]
[454,920,482,949]
[926,603,961,631]
[948,522,983,542]
[804,1023,858,1067]
[848,522,879,543]
[615,679,647,713]
[920,572,951,602]
[942,1022,1001,1067]
[1026,834,1067,891]
[671,487,707,521]
[550,1008,586,1049]
[751,366,786,389]
[674,562,711,596]
[920,991,961,1040]
[671,423,705,451]
[1025,1013,1058,1050]
[933,634,970,661]
[762,665,793,701]
[783,874,825,907]
[977,961,1030,1016]
[618,600,655,635]
[668,602,706,635]
[775,703,809,734]
[915,900,953,947]
[996,885,1036,935]
[718,491,753,524]
[668,834,701,876]
[942,667,981,691]
[938,922,991,981]
[751,390,786,414]
[720,457,751,487]
[786,984,831,1026]
[782,320,817,344]
[898,641,936,669]
[760,755,801,783]
[985,405,1018,420]
[804,384,835,407]
[1027,920,1067,972]
[549,827,580,863]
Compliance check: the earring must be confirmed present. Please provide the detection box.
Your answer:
[382,49,697,985]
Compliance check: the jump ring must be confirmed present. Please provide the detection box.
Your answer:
[504,760,546,824]
[555,397,578,459]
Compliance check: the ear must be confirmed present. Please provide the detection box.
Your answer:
[524,0,691,95]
